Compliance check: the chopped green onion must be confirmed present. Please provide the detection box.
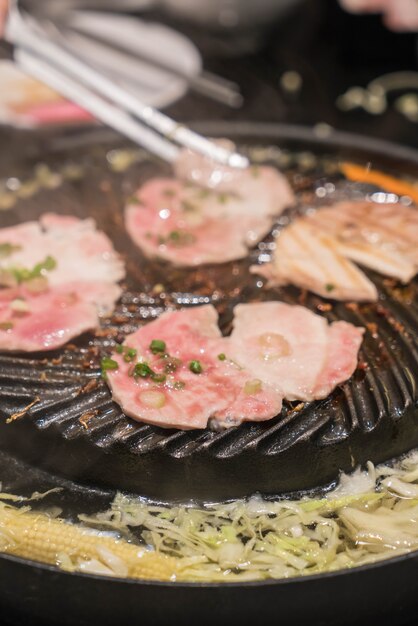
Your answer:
[173,381,186,390]
[115,344,124,354]
[0,243,21,258]
[217,193,229,204]
[160,230,196,247]
[100,357,119,378]
[162,188,176,198]
[10,255,57,284]
[150,339,166,354]
[134,362,154,378]
[123,347,138,362]
[218,353,226,361]
[325,283,335,293]
[181,200,198,212]
[244,379,263,395]
[41,255,56,272]
[189,360,203,374]
[151,373,167,383]
[0,321,13,331]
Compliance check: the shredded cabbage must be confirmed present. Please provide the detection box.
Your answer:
[73,450,418,582]
[0,453,417,581]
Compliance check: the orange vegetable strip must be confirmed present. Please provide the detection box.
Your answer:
[340,162,418,204]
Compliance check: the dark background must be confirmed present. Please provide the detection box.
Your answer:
[162,0,418,149]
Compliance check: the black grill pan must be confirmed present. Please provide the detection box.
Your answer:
[1,122,418,502]
[0,122,417,626]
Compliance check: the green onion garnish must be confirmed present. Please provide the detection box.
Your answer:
[189,360,203,374]
[134,362,154,378]
[115,344,124,354]
[325,283,335,293]
[151,373,167,383]
[0,243,21,258]
[150,339,166,354]
[123,347,137,362]
[0,321,13,331]
[173,381,185,390]
[10,255,57,284]
[101,357,119,378]
[218,353,226,361]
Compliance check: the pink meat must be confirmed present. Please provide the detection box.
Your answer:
[106,305,283,429]
[0,214,125,351]
[227,302,364,402]
[0,284,98,352]
[313,321,365,398]
[125,163,294,266]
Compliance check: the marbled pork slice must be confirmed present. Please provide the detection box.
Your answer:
[0,214,124,351]
[125,162,294,266]
[0,284,99,352]
[105,305,283,429]
[0,214,124,301]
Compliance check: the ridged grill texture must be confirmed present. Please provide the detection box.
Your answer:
[1,136,418,500]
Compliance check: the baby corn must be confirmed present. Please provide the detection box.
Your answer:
[0,502,181,581]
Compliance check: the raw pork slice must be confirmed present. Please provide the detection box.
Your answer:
[105,305,283,429]
[226,302,364,402]
[0,214,124,351]
[125,152,294,266]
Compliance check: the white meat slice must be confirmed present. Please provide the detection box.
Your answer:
[253,219,378,302]
[227,302,364,402]
[308,201,418,282]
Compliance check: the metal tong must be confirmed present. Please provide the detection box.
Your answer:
[5,0,249,168]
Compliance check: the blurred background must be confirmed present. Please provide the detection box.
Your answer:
[2,0,418,147]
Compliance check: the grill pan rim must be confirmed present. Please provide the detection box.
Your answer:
[0,546,417,589]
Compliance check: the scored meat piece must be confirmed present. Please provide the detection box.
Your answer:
[252,200,418,301]
[105,305,283,430]
[308,201,418,282]
[252,219,378,302]
[226,302,364,402]
[125,154,294,266]
[0,214,124,351]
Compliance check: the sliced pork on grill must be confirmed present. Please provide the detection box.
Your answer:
[125,154,294,266]
[0,214,124,351]
[104,303,363,429]
[253,219,378,302]
[105,305,283,429]
[227,302,364,402]
[308,201,418,282]
[252,200,418,301]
